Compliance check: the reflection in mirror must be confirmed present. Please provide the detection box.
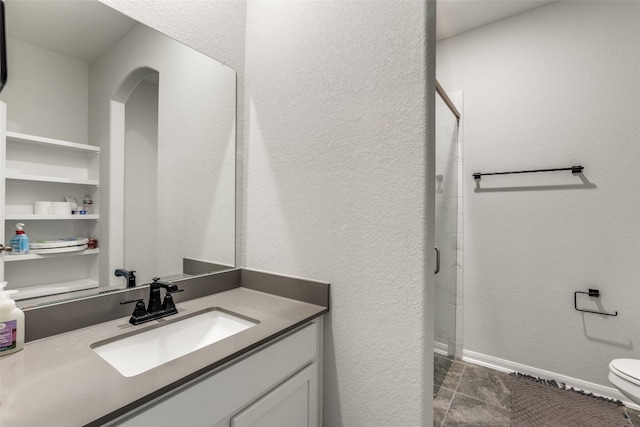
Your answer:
[0,0,236,308]
[124,73,159,282]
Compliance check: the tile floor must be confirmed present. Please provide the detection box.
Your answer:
[433,353,640,427]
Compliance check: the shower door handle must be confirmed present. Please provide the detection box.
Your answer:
[434,246,440,274]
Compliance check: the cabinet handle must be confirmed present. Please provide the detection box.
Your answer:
[434,246,440,274]
[0,244,11,252]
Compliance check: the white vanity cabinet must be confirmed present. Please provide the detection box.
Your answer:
[1,125,100,300]
[230,362,317,427]
[107,320,322,427]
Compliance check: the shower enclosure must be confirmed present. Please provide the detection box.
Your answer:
[434,82,462,358]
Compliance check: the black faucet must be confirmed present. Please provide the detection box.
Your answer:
[114,269,136,288]
[147,277,180,314]
[120,277,183,325]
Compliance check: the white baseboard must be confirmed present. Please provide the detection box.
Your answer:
[462,349,640,412]
[434,341,449,356]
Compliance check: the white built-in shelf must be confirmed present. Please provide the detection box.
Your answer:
[5,172,99,186]
[3,129,101,300]
[4,214,99,220]
[5,248,99,262]
[6,131,100,153]
[11,278,99,301]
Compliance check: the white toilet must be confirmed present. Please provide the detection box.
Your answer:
[609,358,640,405]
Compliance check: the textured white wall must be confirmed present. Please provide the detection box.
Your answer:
[437,1,640,387]
[244,1,434,425]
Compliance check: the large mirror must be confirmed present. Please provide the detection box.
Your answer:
[1,0,236,307]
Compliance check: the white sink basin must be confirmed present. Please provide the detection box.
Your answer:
[91,308,258,377]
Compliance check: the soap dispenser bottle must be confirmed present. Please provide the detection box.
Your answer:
[0,282,25,356]
[9,223,29,255]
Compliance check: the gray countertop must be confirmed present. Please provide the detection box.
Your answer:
[0,286,327,426]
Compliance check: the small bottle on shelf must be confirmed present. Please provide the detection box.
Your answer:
[9,223,29,255]
[81,194,92,215]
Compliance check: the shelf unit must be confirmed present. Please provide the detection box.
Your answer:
[6,131,100,152]
[5,214,99,220]
[5,172,99,186]
[5,131,99,188]
[3,131,100,301]
[5,248,99,262]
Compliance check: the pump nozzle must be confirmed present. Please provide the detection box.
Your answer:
[0,281,17,301]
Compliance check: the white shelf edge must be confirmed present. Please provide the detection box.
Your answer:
[6,131,100,153]
[10,279,99,301]
[5,248,99,262]
[5,172,99,186]
[4,214,99,220]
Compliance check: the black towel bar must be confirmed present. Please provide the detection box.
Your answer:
[473,166,583,181]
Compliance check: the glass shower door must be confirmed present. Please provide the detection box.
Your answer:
[434,92,460,355]
[433,88,461,397]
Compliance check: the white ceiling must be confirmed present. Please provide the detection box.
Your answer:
[5,0,136,63]
[437,0,558,40]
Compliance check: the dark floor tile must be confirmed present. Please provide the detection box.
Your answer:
[441,359,466,390]
[440,361,632,427]
[434,353,443,367]
[434,386,454,427]
[446,358,465,376]
[441,393,510,427]
[626,407,640,426]
[435,356,455,392]
[437,355,455,368]
[456,363,511,411]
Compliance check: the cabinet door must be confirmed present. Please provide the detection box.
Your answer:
[231,362,318,427]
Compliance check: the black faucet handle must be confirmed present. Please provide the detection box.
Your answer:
[162,284,184,313]
[168,286,183,293]
[120,298,147,318]
[151,277,168,288]
[162,293,176,312]
[151,277,181,292]
[162,286,183,311]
